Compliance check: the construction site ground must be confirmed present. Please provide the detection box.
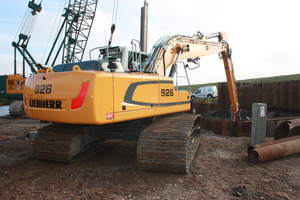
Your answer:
[0,116,300,200]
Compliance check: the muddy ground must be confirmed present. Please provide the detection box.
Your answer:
[0,116,299,200]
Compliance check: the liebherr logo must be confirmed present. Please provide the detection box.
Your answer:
[29,99,62,109]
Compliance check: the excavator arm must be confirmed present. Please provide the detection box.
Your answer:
[143,31,239,121]
[218,32,239,122]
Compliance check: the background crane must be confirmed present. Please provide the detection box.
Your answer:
[45,0,98,66]
[0,0,98,115]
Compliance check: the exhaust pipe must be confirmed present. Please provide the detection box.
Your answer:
[140,0,148,53]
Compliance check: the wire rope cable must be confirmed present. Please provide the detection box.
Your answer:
[108,0,119,47]
[14,1,43,42]
[14,9,30,41]
[111,0,119,25]
[41,0,67,63]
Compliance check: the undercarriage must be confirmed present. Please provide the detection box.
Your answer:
[34,113,201,173]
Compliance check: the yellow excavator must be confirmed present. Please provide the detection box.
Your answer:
[23,31,239,173]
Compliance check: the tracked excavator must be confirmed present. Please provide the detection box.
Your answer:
[23,31,239,173]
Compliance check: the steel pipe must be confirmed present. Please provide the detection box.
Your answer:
[274,118,300,140]
[248,137,300,163]
[248,135,300,152]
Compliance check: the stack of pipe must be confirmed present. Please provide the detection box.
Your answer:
[248,118,300,163]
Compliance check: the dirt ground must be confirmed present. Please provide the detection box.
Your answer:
[0,116,300,200]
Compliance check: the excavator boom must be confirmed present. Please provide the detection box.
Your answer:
[144,31,239,121]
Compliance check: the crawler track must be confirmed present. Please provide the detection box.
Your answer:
[35,114,201,173]
[34,124,98,162]
[34,119,151,163]
[137,114,201,173]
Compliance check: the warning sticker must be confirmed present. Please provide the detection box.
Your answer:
[106,112,114,120]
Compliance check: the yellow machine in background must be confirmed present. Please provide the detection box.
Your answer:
[0,74,25,109]
[5,69,47,96]
[24,31,239,173]
[5,75,26,95]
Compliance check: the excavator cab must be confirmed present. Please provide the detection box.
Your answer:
[95,46,149,72]
[51,45,150,74]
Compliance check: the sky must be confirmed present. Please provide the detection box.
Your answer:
[0,0,299,86]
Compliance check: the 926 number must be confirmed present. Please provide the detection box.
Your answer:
[35,84,52,94]
[161,89,174,96]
